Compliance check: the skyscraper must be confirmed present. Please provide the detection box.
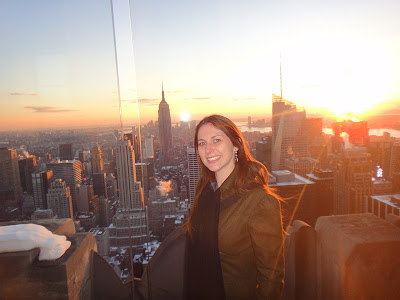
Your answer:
[59,144,73,160]
[93,172,107,198]
[78,151,87,163]
[144,135,155,159]
[271,94,308,171]
[135,162,151,203]
[18,155,38,195]
[47,179,73,219]
[284,157,320,177]
[111,138,147,249]
[158,84,173,166]
[91,146,104,174]
[47,160,82,214]
[115,139,144,210]
[0,148,22,208]
[32,170,53,209]
[269,170,316,227]
[187,147,201,207]
[332,147,373,215]
[256,136,272,171]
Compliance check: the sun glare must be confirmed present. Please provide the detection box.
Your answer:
[282,37,393,118]
[180,111,191,122]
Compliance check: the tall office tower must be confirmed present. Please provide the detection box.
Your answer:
[372,178,392,195]
[0,148,22,208]
[269,170,316,227]
[18,156,38,195]
[256,136,272,171]
[187,147,201,207]
[248,116,252,127]
[93,172,107,198]
[189,120,197,130]
[144,135,154,159]
[391,140,400,193]
[76,184,95,212]
[307,169,334,218]
[124,133,134,146]
[126,133,141,162]
[368,134,393,177]
[78,151,87,163]
[32,170,53,209]
[271,94,308,171]
[115,139,144,210]
[158,84,173,166]
[44,153,52,162]
[47,160,82,214]
[332,147,373,215]
[108,209,147,248]
[135,163,151,203]
[59,144,73,160]
[47,179,73,219]
[284,157,320,177]
[306,117,323,137]
[106,174,118,201]
[98,197,111,227]
[306,117,328,167]
[90,146,104,174]
[89,228,110,256]
[133,135,141,163]
[389,140,400,177]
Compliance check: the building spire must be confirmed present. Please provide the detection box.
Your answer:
[280,52,283,100]
[161,81,166,103]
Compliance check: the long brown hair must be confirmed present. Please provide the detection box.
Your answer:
[185,114,280,233]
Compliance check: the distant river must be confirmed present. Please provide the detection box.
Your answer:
[235,122,400,138]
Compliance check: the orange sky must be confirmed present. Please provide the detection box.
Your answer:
[1,0,400,130]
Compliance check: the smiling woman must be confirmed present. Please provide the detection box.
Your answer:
[185,114,284,300]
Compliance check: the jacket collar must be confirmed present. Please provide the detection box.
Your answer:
[217,164,239,201]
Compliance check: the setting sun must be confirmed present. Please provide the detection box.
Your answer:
[180,111,191,122]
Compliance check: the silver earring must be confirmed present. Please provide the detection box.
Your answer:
[235,150,238,162]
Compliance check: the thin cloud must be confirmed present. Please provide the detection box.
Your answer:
[24,106,78,113]
[233,97,257,101]
[9,92,38,96]
[193,97,212,100]
[139,98,159,106]
[301,84,320,89]
[167,90,188,94]
[122,98,159,105]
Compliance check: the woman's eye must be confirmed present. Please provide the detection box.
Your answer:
[214,139,220,143]
[198,142,205,146]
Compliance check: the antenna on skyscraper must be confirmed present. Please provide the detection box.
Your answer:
[280,52,283,100]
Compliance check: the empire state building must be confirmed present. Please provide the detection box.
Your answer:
[158,84,173,165]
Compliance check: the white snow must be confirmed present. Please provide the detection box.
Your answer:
[0,224,71,260]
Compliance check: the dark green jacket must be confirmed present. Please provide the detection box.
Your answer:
[218,167,285,299]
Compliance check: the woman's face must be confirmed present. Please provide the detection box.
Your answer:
[197,123,238,185]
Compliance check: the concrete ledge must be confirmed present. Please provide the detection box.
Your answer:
[0,231,97,300]
[92,251,132,300]
[283,220,316,300]
[315,213,400,300]
[386,213,400,228]
[0,218,75,235]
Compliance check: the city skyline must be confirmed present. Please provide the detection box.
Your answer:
[1,0,400,130]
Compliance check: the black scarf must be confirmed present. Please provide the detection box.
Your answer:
[184,183,226,300]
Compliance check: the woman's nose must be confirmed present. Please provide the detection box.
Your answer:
[205,143,213,154]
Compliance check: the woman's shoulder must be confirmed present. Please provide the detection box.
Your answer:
[245,186,280,210]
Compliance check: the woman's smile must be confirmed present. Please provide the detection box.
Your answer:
[197,123,238,186]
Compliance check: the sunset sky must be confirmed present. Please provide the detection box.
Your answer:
[1,0,400,130]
